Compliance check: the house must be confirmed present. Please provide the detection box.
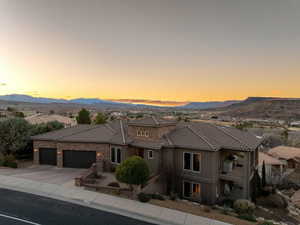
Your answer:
[258,152,285,184]
[26,113,77,128]
[268,146,300,169]
[31,117,261,204]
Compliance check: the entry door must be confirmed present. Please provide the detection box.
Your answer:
[63,150,96,168]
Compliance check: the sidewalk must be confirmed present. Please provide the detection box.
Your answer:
[0,174,230,225]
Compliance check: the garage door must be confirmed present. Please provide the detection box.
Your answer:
[63,150,96,168]
[39,148,57,165]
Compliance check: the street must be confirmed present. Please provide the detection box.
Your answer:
[0,188,155,225]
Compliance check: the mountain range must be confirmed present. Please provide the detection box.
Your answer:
[0,94,240,109]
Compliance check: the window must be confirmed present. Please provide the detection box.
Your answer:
[111,147,121,164]
[183,181,201,198]
[148,150,154,159]
[136,128,150,137]
[183,152,201,172]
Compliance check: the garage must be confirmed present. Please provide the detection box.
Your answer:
[63,150,96,168]
[39,148,57,165]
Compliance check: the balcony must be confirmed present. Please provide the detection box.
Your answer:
[219,154,245,184]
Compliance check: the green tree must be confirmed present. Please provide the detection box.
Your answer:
[14,111,25,118]
[0,118,64,157]
[0,118,32,155]
[30,121,64,136]
[94,112,107,124]
[76,108,91,124]
[262,161,266,187]
[116,156,150,190]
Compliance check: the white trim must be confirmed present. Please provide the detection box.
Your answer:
[183,152,201,173]
[148,150,154,159]
[110,147,121,164]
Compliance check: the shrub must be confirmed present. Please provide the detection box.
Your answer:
[237,214,257,222]
[151,193,165,201]
[3,155,18,168]
[203,206,211,213]
[233,199,255,215]
[116,156,150,188]
[108,182,120,188]
[138,193,151,203]
[169,191,178,201]
[258,222,274,225]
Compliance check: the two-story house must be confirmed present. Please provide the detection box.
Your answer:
[32,117,261,204]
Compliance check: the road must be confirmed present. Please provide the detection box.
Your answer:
[0,188,155,225]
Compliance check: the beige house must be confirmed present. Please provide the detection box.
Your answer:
[32,117,261,204]
[268,146,300,169]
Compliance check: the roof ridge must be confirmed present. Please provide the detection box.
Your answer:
[120,120,126,144]
[152,116,159,125]
[210,124,251,150]
[164,133,173,146]
[104,122,116,133]
[187,125,217,151]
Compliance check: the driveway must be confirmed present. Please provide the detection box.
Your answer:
[0,165,86,187]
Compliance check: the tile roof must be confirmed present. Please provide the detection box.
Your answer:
[32,118,261,151]
[268,146,300,160]
[258,152,285,166]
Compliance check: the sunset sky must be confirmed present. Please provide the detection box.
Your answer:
[0,0,300,104]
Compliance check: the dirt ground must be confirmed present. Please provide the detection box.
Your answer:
[150,199,257,225]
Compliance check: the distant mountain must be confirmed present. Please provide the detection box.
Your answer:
[0,94,125,106]
[0,94,68,104]
[219,97,300,120]
[180,100,241,109]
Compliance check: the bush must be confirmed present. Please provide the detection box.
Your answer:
[169,192,178,201]
[258,222,274,225]
[3,155,18,168]
[237,214,257,222]
[138,193,151,203]
[203,206,211,213]
[151,193,165,201]
[108,182,120,188]
[233,199,255,215]
[116,156,150,187]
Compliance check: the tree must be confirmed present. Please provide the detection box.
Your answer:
[94,112,107,124]
[0,118,64,157]
[14,111,25,118]
[30,121,64,136]
[0,118,32,155]
[262,160,266,187]
[76,108,91,124]
[116,156,150,190]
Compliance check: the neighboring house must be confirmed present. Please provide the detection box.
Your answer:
[268,146,300,169]
[26,114,77,128]
[258,152,285,185]
[31,117,261,204]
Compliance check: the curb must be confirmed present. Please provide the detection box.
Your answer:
[0,183,180,225]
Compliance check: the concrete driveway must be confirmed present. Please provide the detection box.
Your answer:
[0,165,86,187]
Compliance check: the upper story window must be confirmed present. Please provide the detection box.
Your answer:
[111,147,121,164]
[183,152,201,172]
[137,128,150,138]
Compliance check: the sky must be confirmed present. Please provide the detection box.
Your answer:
[0,0,300,104]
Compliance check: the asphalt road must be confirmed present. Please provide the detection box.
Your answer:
[0,188,155,225]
